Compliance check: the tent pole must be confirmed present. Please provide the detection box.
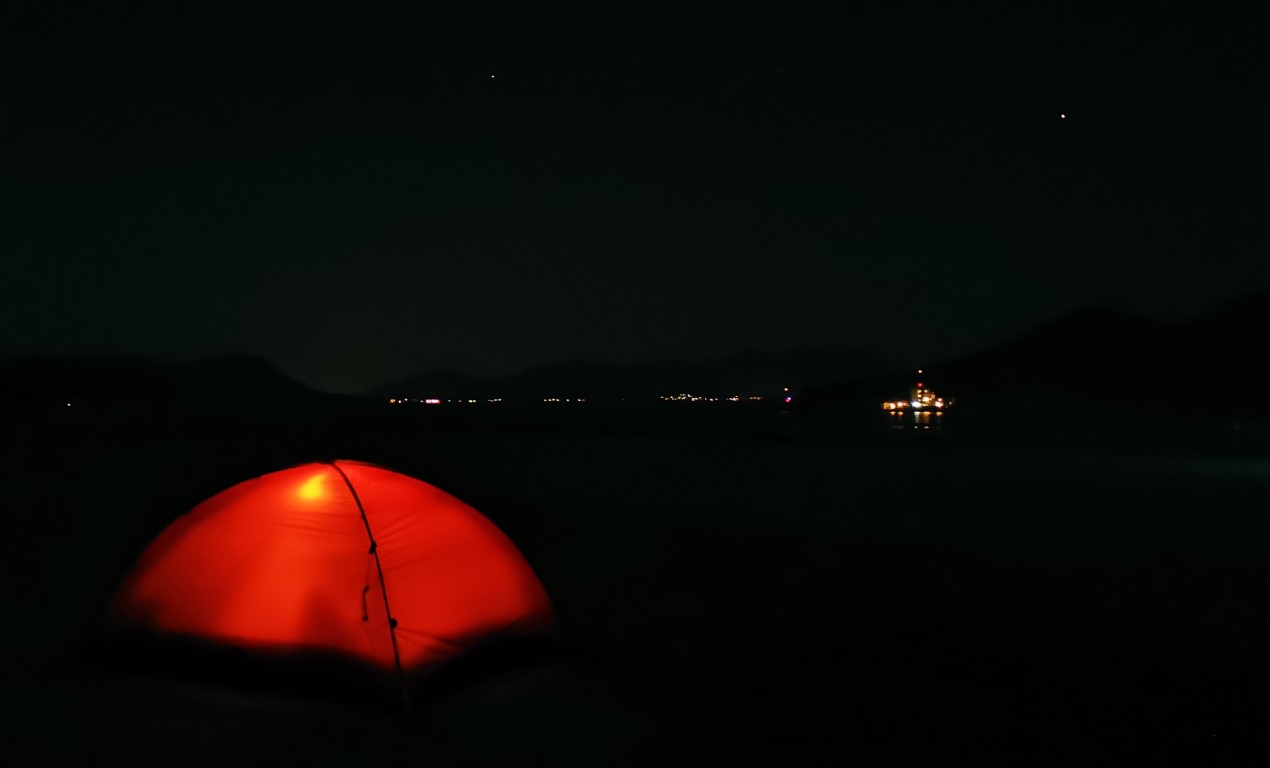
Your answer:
[327,461,412,720]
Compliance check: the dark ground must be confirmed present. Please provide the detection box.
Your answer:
[5,404,1270,765]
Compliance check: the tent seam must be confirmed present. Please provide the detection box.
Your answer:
[327,460,410,715]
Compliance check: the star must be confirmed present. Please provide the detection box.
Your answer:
[1060,113,1067,119]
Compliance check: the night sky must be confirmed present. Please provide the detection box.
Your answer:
[4,6,1268,393]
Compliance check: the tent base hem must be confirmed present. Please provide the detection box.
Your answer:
[82,627,566,716]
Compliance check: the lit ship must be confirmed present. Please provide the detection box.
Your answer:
[881,370,949,414]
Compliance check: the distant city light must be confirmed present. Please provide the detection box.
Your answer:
[394,390,790,408]
[388,396,500,406]
[884,371,951,415]
[662,393,709,402]
[662,392,768,403]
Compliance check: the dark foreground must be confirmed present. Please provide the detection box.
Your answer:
[6,406,1270,764]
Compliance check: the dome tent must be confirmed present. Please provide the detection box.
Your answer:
[102,460,555,706]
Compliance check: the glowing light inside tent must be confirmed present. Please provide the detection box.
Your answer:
[296,472,329,500]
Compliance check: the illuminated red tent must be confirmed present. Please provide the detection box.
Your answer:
[106,460,554,691]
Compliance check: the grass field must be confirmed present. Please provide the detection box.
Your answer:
[6,410,1270,763]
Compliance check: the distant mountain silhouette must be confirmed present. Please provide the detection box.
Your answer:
[9,285,1269,438]
[374,345,890,403]
[931,305,1175,404]
[0,353,356,430]
[1175,287,1270,398]
[802,285,1270,421]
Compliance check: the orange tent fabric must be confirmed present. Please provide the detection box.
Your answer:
[109,460,554,676]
